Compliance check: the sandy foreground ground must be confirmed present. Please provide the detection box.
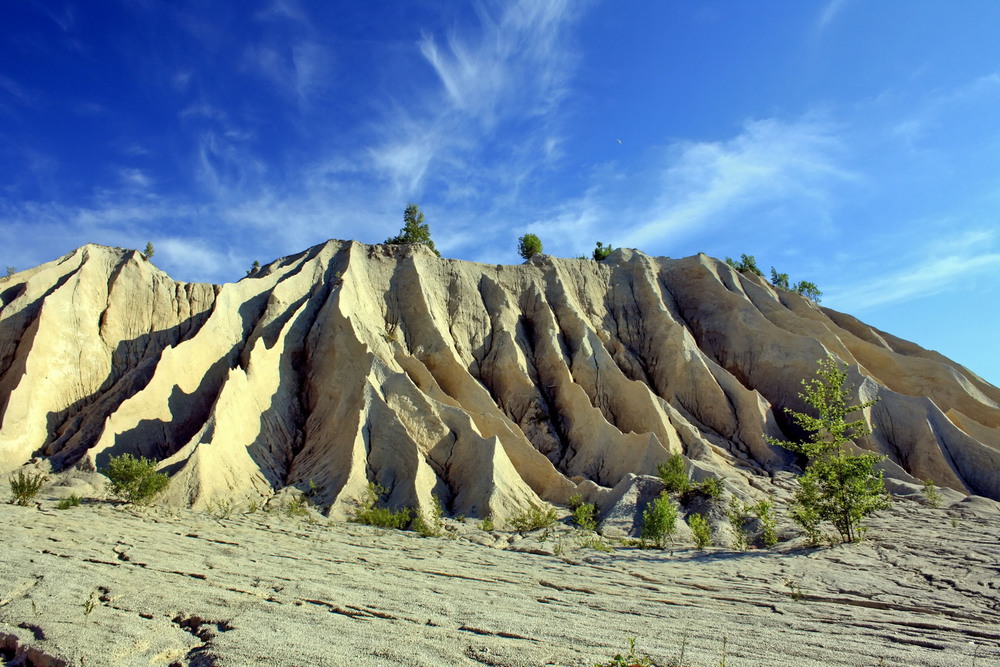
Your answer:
[2,494,999,667]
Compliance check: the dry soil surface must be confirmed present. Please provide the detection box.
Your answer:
[2,495,999,667]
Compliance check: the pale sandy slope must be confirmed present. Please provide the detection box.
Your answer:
[2,493,998,667]
[2,242,998,524]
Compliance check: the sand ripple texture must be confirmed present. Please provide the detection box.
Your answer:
[1,494,998,667]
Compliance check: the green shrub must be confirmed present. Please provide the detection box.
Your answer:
[727,496,778,549]
[767,266,821,302]
[595,638,656,667]
[352,483,411,529]
[508,503,557,532]
[688,512,712,548]
[412,493,446,537]
[753,499,778,547]
[681,477,725,503]
[922,479,942,508]
[793,280,822,303]
[479,514,495,532]
[592,242,613,261]
[104,454,169,504]
[384,203,440,256]
[357,505,411,528]
[9,471,47,506]
[660,456,725,503]
[572,502,598,532]
[640,492,678,549]
[517,233,543,259]
[57,494,82,510]
[766,356,890,543]
[725,253,763,276]
[769,267,790,289]
[567,493,584,510]
[726,497,752,550]
[283,496,310,517]
[582,535,613,552]
[656,454,690,494]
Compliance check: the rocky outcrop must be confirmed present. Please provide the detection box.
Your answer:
[1,242,998,519]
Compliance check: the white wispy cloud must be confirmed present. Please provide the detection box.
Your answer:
[620,116,854,250]
[246,0,331,106]
[826,229,1000,310]
[882,71,1000,152]
[816,0,850,33]
[420,0,576,124]
[369,0,580,199]
[157,237,244,282]
[0,75,41,111]
[241,42,331,104]
[118,168,152,189]
[195,130,265,197]
[256,0,306,24]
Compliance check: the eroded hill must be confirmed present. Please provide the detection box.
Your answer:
[1,241,998,521]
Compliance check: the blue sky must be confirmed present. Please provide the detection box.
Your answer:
[2,1,998,385]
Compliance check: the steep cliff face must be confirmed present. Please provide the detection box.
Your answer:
[1,241,997,518]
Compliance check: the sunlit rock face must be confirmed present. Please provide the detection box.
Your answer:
[1,241,997,518]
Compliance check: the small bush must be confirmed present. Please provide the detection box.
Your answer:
[685,475,724,501]
[412,493,446,537]
[567,493,584,511]
[517,233,543,259]
[582,535,613,552]
[210,498,235,518]
[57,494,82,510]
[641,492,677,549]
[283,496,309,517]
[104,454,169,504]
[688,513,712,549]
[770,267,790,289]
[793,280,822,303]
[656,454,690,493]
[595,638,656,667]
[508,503,557,532]
[572,502,598,532]
[725,253,763,276]
[479,514,495,532]
[727,497,778,549]
[703,477,724,498]
[352,483,411,529]
[592,242,613,261]
[753,499,778,547]
[922,479,942,508]
[726,497,752,550]
[9,471,47,505]
[357,505,411,528]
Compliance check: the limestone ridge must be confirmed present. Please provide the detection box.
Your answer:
[0,241,997,518]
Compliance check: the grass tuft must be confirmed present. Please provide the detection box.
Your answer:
[56,494,82,510]
[9,471,47,506]
[507,503,558,532]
